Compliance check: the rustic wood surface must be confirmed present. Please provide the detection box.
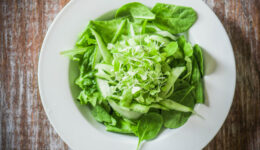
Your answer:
[0,0,259,149]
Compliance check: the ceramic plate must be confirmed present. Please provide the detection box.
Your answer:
[38,0,236,149]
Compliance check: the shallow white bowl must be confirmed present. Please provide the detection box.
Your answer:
[38,0,236,150]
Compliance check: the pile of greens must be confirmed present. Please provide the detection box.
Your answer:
[62,2,204,149]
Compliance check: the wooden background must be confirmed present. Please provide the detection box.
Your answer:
[0,0,259,149]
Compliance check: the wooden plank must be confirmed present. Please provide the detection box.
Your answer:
[0,0,70,149]
[204,0,260,150]
[0,0,259,149]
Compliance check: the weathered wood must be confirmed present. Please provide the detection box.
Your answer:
[0,0,70,149]
[0,0,259,149]
[203,0,260,150]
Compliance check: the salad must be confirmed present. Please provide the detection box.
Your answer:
[61,2,204,149]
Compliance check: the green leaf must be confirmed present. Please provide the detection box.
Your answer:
[141,20,148,34]
[162,84,195,128]
[108,100,143,120]
[183,42,193,57]
[149,35,170,45]
[136,113,163,150]
[122,19,143,36]
[77,91,100,106]
[177,36,186,49]
[60,48,87,58]
[95,63,114,80]
[91,29,113,64]
[160,67,186,98]
[106,119,135,134]
[194,79,204,103]
[150,103,169,111]
[91,105,116,125]
[116,2,155,20]
[183,57,192,80]
[152,3,197,34]
[164,41,183,58]
[129,103,150,113]
[120,88,133,107]
[191,56,204,103]
[112,19,127,43]
[162,94,194,128]
[76,28,96,47]
[193,44,204,76]
[145,23,178,40]
[160,99,194,113]
[96,78,112,98]
[89,19,126,44]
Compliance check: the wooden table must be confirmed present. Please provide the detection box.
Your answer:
[0,0,259,149]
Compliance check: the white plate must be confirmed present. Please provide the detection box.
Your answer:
[38,0,236,150]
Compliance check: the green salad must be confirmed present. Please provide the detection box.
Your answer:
[62,2,204,149]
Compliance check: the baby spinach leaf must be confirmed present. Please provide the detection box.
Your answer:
[183,42,193,57]
[191,56,204,103]
[116,2,155,20]
[194,79,204,103]
[184,57,192,81]
[136,113,163,149]
[91,105,116,125]
[162,94,194,128]
[193,44,204,76]
[164,41,183,58]
[177,35,187,49]
[152,3,197,34]
[162,85,195,128]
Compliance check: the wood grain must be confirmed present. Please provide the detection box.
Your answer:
[0,0,259,149]
[0,0,70,149]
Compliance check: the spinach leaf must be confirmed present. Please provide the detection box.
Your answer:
[91,104,116,125]
[164,41,183,58]
[183,42,193,57]
[152,3,197,34]
[184,57,192,80]
[177,35,186,49]
[116,2,155,20]
[162,84,195,128]
[191,56,204,103]
[193,44,204,76]
[162,94,194,128]
[136,113,163,149]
